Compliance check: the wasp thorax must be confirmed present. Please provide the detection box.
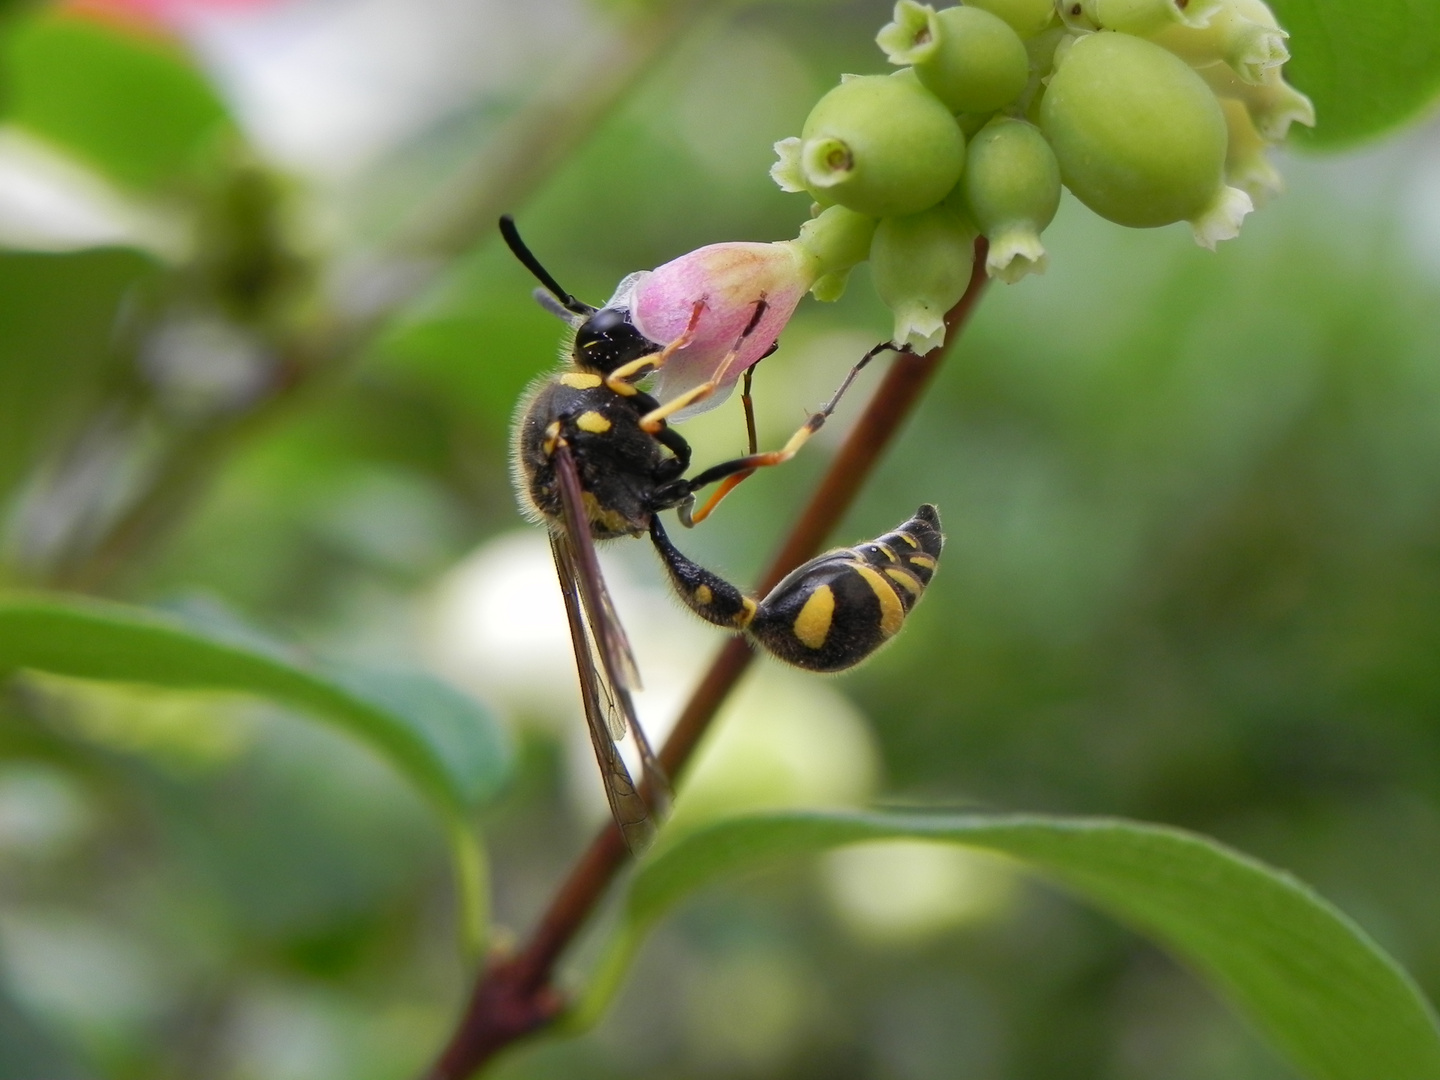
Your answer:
[772,72,966,219]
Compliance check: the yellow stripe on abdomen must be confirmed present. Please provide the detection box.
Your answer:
[852,564,904,638]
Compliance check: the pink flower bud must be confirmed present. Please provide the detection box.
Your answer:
[620,240,820,416]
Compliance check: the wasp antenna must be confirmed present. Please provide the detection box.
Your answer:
[499,215,594,317]
[533,288,577,323]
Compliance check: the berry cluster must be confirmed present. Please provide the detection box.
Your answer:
[774,0,1313,351]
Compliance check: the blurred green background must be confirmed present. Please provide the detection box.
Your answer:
[1,0,1439,1078]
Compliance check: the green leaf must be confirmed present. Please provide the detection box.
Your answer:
[1271,0,1440,148]
[1,11,232,188]
[597,811,1440,1080]
[0,248,158,505]
[0,593,511,814]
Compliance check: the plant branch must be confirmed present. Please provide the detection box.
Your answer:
[421,239,991,1080]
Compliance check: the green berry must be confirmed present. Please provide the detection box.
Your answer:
[795,205,879,301]
[966,0,1057,38]
[871,204,977,353]
[1040,32,1228,229]
[776,73,966,219]
[1080,0,1221,34]
[961,117,1060,282]
[878,2,1029,114]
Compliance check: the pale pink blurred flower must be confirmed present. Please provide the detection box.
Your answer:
[621,240,820,415]
[62,0,284,32]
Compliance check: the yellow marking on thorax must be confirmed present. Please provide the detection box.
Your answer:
[735,596,758,628]
[792,585,835,649]
[542,421,562,456]
[576,411,611,434]
[885,567,922,596]
[694,584,713,606]
[853,564,904,637]
[560,372,602,389]
[908,554,936,570]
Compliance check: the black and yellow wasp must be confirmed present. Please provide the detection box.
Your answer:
[502,216,944,850]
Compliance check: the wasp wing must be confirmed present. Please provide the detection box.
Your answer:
[550,440,671,848]
[550,529,654,852]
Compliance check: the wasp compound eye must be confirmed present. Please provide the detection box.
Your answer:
[574,308,662,374]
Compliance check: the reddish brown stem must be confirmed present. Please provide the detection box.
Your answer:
[422,239,990,1080]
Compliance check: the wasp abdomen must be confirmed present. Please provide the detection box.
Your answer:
[651,504,942,673]
[750,505,942,672]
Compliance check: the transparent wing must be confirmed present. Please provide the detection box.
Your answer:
[549,440,671,850]
[549,529,654,852]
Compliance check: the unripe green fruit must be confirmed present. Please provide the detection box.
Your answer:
[871,204,977,353]
[796,205,879,301]
[1080,0,1220,35]
[961,118,1060,282]
[776,73,967,219]
[1040,32,1227,229]
[878,3,1029,114]
[965,0,1056,38]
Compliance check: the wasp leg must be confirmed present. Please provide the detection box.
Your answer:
[741,339,779,456]
[639,300,769,433]
[652,423,693,480]
[604,299,707,395]
[747,505,943,672]
[684,340,905,524]
[741,366,759,456]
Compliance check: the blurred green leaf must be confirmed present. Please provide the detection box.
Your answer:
[0,248,157,505]
[1272,0,1440,148]
[593,811,1440,1080]
[1,10,232,188]
[0,593,510,813]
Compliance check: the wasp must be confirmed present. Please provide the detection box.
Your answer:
[503,216,944,850]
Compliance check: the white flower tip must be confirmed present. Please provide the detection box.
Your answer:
[876,1,938,66]
[893,304,947,354]
[1233,25,1290,84]
[1190,185,1253,250]
[800,136,854,190]
[1228,154,1284,205]
[1256,81,1316,140]
[770,137,807,193]
[986,228,1049,284]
